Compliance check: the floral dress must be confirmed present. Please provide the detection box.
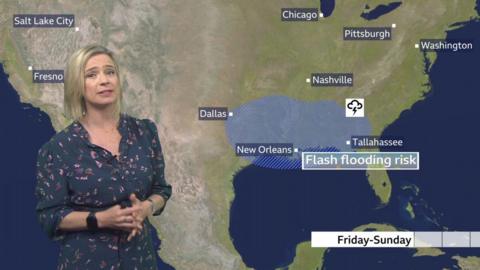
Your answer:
[35,113,172,270]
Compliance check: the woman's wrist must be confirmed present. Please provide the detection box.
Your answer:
[143,199,154,216]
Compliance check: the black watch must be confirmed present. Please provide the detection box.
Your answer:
[86,211,99,231]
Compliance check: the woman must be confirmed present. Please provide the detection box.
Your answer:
[35,44,172,269]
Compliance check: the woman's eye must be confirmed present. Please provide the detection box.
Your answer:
[86,73,96,78]
[106,70,115,75]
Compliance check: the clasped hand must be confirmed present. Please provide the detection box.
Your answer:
[96,193,151,241]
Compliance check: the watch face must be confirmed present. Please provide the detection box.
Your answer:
[87,212,96,221]
[87,212,98,230]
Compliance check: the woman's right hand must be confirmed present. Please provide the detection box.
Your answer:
[95,204,143,232]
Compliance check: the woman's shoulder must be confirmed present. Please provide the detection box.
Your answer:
[37,120,83,156]
[123,114,162,151]
[122,113,158,135]
[36,131,71,162]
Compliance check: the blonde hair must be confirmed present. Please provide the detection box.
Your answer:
[64,44,123,120]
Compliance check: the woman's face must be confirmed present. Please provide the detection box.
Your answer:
[83,54,119,111]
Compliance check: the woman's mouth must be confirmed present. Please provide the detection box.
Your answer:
[98,89,114,95]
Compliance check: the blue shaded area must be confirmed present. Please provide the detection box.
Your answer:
[0,63,174,269]
[320,0,336,17]
[225,96,371,170]
[361,2,402,21]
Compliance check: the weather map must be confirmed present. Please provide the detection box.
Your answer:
[1,0,480,269]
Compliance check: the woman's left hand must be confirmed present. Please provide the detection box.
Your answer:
[127,193,152,241]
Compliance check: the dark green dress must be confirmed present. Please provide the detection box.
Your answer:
[35,113,172,270]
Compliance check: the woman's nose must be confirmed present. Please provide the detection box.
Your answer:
[98,72,110,84]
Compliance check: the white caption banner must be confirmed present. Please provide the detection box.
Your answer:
[312,231,480,248]
[302,152,420,170]
[311,232,415,248]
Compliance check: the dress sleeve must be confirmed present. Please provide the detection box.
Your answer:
[144,119,172,216]
[34,142,74,241]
